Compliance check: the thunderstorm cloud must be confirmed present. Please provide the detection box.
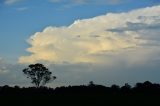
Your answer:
[19,5,160,65]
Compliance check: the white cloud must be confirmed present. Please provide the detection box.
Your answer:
[19,5,160,65]
[4,0,23,5]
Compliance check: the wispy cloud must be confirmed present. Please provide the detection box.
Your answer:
[49,0,128,8]
[49,0,64,3]
[16,7,28,11]
[49,0,126,5]
[4,0,23,5]
[19,5,160,65]
[48,0,160,9]
[49,0,89,9]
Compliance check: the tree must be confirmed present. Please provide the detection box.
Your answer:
[88,81,95,87]
[23,63,56,87]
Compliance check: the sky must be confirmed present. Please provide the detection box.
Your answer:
[0,0,160,87]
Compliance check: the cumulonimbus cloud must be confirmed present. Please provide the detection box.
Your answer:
[19,5,160,64]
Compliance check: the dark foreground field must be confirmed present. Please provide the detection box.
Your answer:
[1,81,160,105]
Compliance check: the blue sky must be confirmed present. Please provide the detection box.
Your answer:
[0,0,160,87]
[0,0,159,61]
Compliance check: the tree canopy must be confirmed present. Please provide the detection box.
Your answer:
[23,63,56,87]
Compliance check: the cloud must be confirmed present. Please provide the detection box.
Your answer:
[0,67,8,74]
[49,0,60,3]
[48,0,160,9]
[48,57,160,86]
[49,0,128,6]
[49,0,91,9]
[2,5,160,87]
[16,7,28,11]
[19,5,160,65]
[108,21,160,32]
[4,0,23,5]
[0,58,28,86]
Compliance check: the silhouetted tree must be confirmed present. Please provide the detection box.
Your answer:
[23,63,56,87]
[143,81,152,87]
[123,83,131,89]
[88,81,95,86]
[111,84,120,90]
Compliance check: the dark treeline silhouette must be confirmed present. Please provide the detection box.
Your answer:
[1,81,160,105]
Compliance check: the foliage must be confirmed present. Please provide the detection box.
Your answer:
[23,63,56,87]
[1,81,160,105]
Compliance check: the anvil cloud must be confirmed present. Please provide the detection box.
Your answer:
[19,5,160,64]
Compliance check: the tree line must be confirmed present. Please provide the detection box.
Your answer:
[1,81,160,105]
[0,63,160,105]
